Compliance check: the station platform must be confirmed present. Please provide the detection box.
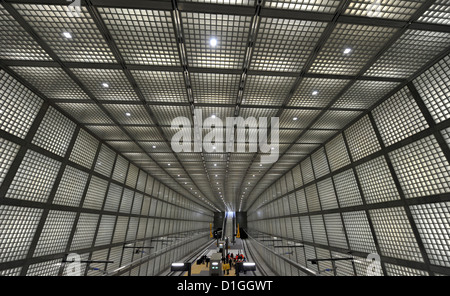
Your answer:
[183,238,253,277]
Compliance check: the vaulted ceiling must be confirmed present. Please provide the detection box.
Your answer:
[1,0,450,213]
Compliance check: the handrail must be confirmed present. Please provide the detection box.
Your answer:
[245,230,318,276]
[166,238,216,276]
[106,231,210,276]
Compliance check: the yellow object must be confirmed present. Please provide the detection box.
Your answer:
[223,263,230,271]
[210,223,213,238]
[236,223,240,238]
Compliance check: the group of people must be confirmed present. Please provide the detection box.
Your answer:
[221,252,245,275]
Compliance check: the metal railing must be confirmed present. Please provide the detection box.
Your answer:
[245,230,318,276]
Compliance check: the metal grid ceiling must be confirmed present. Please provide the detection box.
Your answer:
[1,0,450,277]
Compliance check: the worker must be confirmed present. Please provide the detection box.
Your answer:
[223,261,230,275]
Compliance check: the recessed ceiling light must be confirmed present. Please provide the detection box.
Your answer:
[63,31,72,39]
[168,163,171,166]
[101,82,109,88]
[293,117,298,121]
[152,145,156,149]
[214,163,217,166]
[211,114,216,119]
[343,47,352,55]
[312,90,319,96]
[210,38,217,47]
[125,112,131,117]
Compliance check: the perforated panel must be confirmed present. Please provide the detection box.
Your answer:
[366,30,450,78]
[342,210,377,254]
[309,23,397,76]
[191,72,240,104]
[372,87,429,147]
[94,144,116,177]
[310,215,327,245]
[410,202,450,267]
[0,5,51,61]
[419,0,450,25]
[295,188,308,213]
[83,176,108,210]
[311,147,329,179]
[112,155,129,183]
[442,127,450,150]
[32,106,76,157]
[0,138,20,188]
[317,178,338,210]
[264,0,341,13]
[10,66,90,100]
[6,149,61,203]
[119,188,134,214]
[370,207,423,262]
[0,70,43,139]
[345,115,381,161]
[300,157,314,184]
[182,12,251,69]
[242,75,297,106]
[13,4,116,63]
[385,263,429,276]
[70,213,99,251]
[251,18,326,72]
[344,0,426,20]
[34,210,76,257]
[300,216,313,242]
[69,129,99,169]
[26,259,60,276]
[333,169,363,208]
[98,8,179,66]
[356,156,400,204]
[413,53,450,124]
[325,133,350,171]
[305,184,320,212]
[53,165,88,207]
[333,80,400,109]
[311,110,362,130]
[324,213,348,249]
[0,205,43,263]
[292,165,303,189]
[56,103,115,125]
[71,68,139,101]
[94,215,116,246]
[389,135,450,198]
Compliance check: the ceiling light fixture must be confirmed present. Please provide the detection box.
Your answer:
[343,47,352,55]
[312,90,319,96]
[63,31,72,39]
[125,112,131,117]
[101,82,109,88]
[210,38,217,47]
